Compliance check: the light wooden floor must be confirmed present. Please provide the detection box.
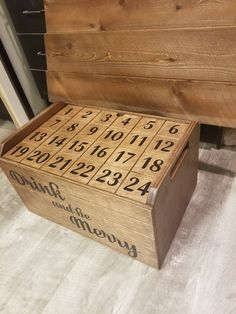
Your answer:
[0,119,236,314]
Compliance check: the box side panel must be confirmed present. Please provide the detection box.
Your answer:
[152,124,199,266]
[0,159,157,268]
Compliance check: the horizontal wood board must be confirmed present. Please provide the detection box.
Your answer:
[45,28,236,83]
[44,1,236,128]
[47,72,236,128]
[44,0,236,32]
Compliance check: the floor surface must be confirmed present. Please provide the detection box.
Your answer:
[0,119,236,314]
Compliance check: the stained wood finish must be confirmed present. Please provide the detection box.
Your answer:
[0,104,199,268]
[45,28,236,83]
[44,0,236,32]
[47,72,236,128]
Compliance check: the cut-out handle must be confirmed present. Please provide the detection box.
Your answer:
[170,142,189,180]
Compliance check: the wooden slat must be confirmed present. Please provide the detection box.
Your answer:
[47,71,236,128]
[44,0,236,32]
[45,28,236,83]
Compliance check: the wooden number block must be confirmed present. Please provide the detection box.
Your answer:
[89,165,129,193]
[73,107,101,121]
[98,127,129,146]
[59,136,93,157]
[64,157,103,184]
[80,141,116,163]
[39,131,73,150]
[131,151,167,178]
[3,141,36,162]
[41,152,78,176]
[110,114,141,130]
[23,128,51,146]
[57,118,88,135]
[40,115,70,132]
[116,172,155,204]
[105,146,143,170]
[20,146,56,169]
[132,117,165,134]
[78,123,109,142]
[92,110,118,126]
[121,131,154,150]
[158,121,189,138]
[55,104,83,119]
[145,135,178,156]
[0,103,199,269]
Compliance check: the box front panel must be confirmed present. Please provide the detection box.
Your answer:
[0,160,157,268]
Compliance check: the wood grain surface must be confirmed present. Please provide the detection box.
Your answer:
[47,72,236,128]
[0,122,236,313]
[45,0,236,32]
[45,28,236,83]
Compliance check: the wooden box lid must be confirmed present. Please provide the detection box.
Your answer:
[44,1,236,128]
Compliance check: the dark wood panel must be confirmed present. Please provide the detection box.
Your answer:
[45,28,236,82]
[5,0,45,34]
[19,35,46,70]
[44,0,236,32]
[46,71,236,128]
[31,70,48,100]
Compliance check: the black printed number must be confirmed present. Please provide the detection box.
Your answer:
[70,162,95,177]
[81,111,93,118]
[10,145,29,157]
[154,140,174,152]
[29,131,47,142]
[48,136,67,147]
[104,130,124,141]
[115,151,136,163]
[90,145,109,158]
[48,157,72,171]
[123,177,152,196]
[101,114,112,122]
[142,157,164,172]
[26,150,50,164]
[96,169,122,186]
[144,120,156,129]
[68,140,89,152]
[67,123,79,132]
[169,125,180,134]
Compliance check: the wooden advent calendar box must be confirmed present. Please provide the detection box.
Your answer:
[0,102,199,268]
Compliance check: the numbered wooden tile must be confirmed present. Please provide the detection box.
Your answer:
[89,165,129,193]
[81,141,117,164]
[116,172,155,204]
[64,157,103,184]
[40,116,70,132]
[133,117,165,134]
[92,110,118,126]
[59,136,93,157]
[41,152,77,176]
[40,131,73,150]
[111,113,141,130]
[78,123,109,142]
[121,131,154,150]
[145,135,179,156]
[21,146,56,169]
[106,146,143,170]
[158,121,189,138]
[23,128,51,146]
[56,104,83,119]
[58,118,88,135]
[131,151,168,177]
[3,141,36,162]
[73,107,101,122]
[99,127,129,146]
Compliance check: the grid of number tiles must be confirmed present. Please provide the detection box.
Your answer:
[4,105,190,204]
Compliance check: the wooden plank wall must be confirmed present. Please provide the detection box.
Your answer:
[44,0,236,128]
